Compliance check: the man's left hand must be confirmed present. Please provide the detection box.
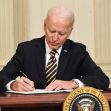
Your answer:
[45,80,78,91]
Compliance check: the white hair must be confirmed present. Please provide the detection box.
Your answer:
[45,6,75,27]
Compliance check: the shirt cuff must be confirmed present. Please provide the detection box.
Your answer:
[6,80,15,91]
[74,79,84,87]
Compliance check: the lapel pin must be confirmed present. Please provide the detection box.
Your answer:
[64,50,68,52]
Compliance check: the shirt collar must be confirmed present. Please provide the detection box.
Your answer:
[45,39,62,55]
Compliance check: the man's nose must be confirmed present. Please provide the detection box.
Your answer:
[52,32,59,41]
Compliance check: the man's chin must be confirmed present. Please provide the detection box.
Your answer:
[49,45,60,50]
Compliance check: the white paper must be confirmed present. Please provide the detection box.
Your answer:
[6,89,73,94]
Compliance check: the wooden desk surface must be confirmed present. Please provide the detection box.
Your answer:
[0,92,69,108]
[0,90,111,108]
[102,90,111,103]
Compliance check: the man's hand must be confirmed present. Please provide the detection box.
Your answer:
[10,76,35,91]
[45,80,78,91]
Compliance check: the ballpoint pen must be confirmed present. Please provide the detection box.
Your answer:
[20,71,27,77]
[16,71,27,80]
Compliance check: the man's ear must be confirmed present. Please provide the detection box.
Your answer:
[44,19,47,26]
[44,20,46,31]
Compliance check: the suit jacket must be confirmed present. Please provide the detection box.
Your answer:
[0,36,109,91]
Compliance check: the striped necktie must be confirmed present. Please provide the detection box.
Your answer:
[46,50,57,85]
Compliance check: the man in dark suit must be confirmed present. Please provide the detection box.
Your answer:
[0,7,109,92]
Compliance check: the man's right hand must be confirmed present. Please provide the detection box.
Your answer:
[10,76,35,91]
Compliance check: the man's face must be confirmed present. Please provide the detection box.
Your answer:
[44,16,72,50]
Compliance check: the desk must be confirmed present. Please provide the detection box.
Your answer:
[0,90,111,111]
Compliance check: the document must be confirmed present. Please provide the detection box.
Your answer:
[6,89,73,94]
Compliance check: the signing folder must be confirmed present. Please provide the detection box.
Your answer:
[6,89,73,94]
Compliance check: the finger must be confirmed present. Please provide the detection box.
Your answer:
[20,81,35,91]
[45,82,58,91]
[20,76,34,88]
[54,86,63,91]
[16,82,31,91]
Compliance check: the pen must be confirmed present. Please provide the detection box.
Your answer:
[16,71,27,80]
[20,71,27,77]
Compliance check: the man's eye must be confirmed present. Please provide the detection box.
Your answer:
[59,32,65,36]
[48,29,55,33]
[50,31,56,33]
[48,28,65,36]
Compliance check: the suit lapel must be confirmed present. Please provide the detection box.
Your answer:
[56,40,71,79]
[35,37,46,86]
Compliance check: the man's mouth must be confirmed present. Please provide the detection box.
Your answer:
[50,42,59,46]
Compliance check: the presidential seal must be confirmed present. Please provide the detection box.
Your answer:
[63,87,110,111]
